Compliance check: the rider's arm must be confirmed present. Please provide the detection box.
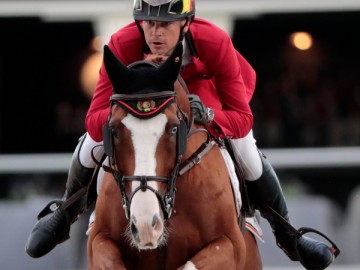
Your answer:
[184,19,254,139]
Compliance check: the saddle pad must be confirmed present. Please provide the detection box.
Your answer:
[246,216,265,243]
[220,148,264,243]
[220,148,242,216]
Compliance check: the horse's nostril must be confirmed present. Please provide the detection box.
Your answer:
[152,214,162,231]
[131,222,137,234]
[144,242,154,248]
[152,214,158,227]
[131,221,140,243]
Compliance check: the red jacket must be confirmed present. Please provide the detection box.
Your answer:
[86,18,255,142]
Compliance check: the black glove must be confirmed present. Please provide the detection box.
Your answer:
[188,94,214,125]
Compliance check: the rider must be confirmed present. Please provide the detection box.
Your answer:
[26,0,337,268]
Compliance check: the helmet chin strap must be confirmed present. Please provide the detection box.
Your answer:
[135,20,151,54]
[179,18,189,42]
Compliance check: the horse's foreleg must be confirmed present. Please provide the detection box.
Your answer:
[177,235,245,270]
[88,234,126,270]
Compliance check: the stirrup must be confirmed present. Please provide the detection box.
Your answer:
[266,206,340,268]
[296,227,340,270]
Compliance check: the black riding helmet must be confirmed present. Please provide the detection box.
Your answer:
[133,0,195,22]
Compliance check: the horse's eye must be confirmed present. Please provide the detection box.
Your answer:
[171,126,178,135]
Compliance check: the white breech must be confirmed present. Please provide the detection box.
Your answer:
[78,133,104,169]
[230,129,263,181]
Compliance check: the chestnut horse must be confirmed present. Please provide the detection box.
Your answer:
[87,43,262,270]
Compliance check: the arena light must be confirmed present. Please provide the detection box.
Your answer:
[289,31,313,51]
[80,36,103,99]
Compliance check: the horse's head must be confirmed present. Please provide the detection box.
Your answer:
[102,43,189,250]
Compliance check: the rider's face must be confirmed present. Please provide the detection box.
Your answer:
[142,20,188,56]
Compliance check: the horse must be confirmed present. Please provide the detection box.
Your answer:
[87,43,262,270]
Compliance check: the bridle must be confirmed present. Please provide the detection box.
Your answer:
[103,89,191,221]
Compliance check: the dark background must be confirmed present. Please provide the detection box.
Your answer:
[0,17,94,153]
[233,12,360,210]
[233,11,360,149]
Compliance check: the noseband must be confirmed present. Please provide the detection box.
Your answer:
[103,90,190,220]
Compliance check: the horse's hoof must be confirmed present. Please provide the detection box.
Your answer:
[25,211,70,258]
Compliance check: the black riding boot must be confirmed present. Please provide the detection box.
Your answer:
[25,134,95,258]
[246,150,336,270]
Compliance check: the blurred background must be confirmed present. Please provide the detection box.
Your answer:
[0,0,359,269]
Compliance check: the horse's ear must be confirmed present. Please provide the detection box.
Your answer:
[156,42,183,89]
[103,45,132,92]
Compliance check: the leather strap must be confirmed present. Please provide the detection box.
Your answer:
[178,140,215,175]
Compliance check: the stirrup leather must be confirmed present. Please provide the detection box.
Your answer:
[36,184,88,221]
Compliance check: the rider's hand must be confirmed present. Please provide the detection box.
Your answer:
[144,54,168,65]
[188,94,215,125]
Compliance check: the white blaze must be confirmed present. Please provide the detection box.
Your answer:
[122,113,167,248]
[122,113,167,177]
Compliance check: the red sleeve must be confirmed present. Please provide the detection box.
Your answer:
[85,60,112,142]
[187,19,254,139]
[236,51,256,103]
[85,23,143,142]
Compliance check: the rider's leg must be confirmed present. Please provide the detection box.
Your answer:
[231,130,335,269]
[25,133,104,258]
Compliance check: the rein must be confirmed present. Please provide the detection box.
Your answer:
[178,129,216,175]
